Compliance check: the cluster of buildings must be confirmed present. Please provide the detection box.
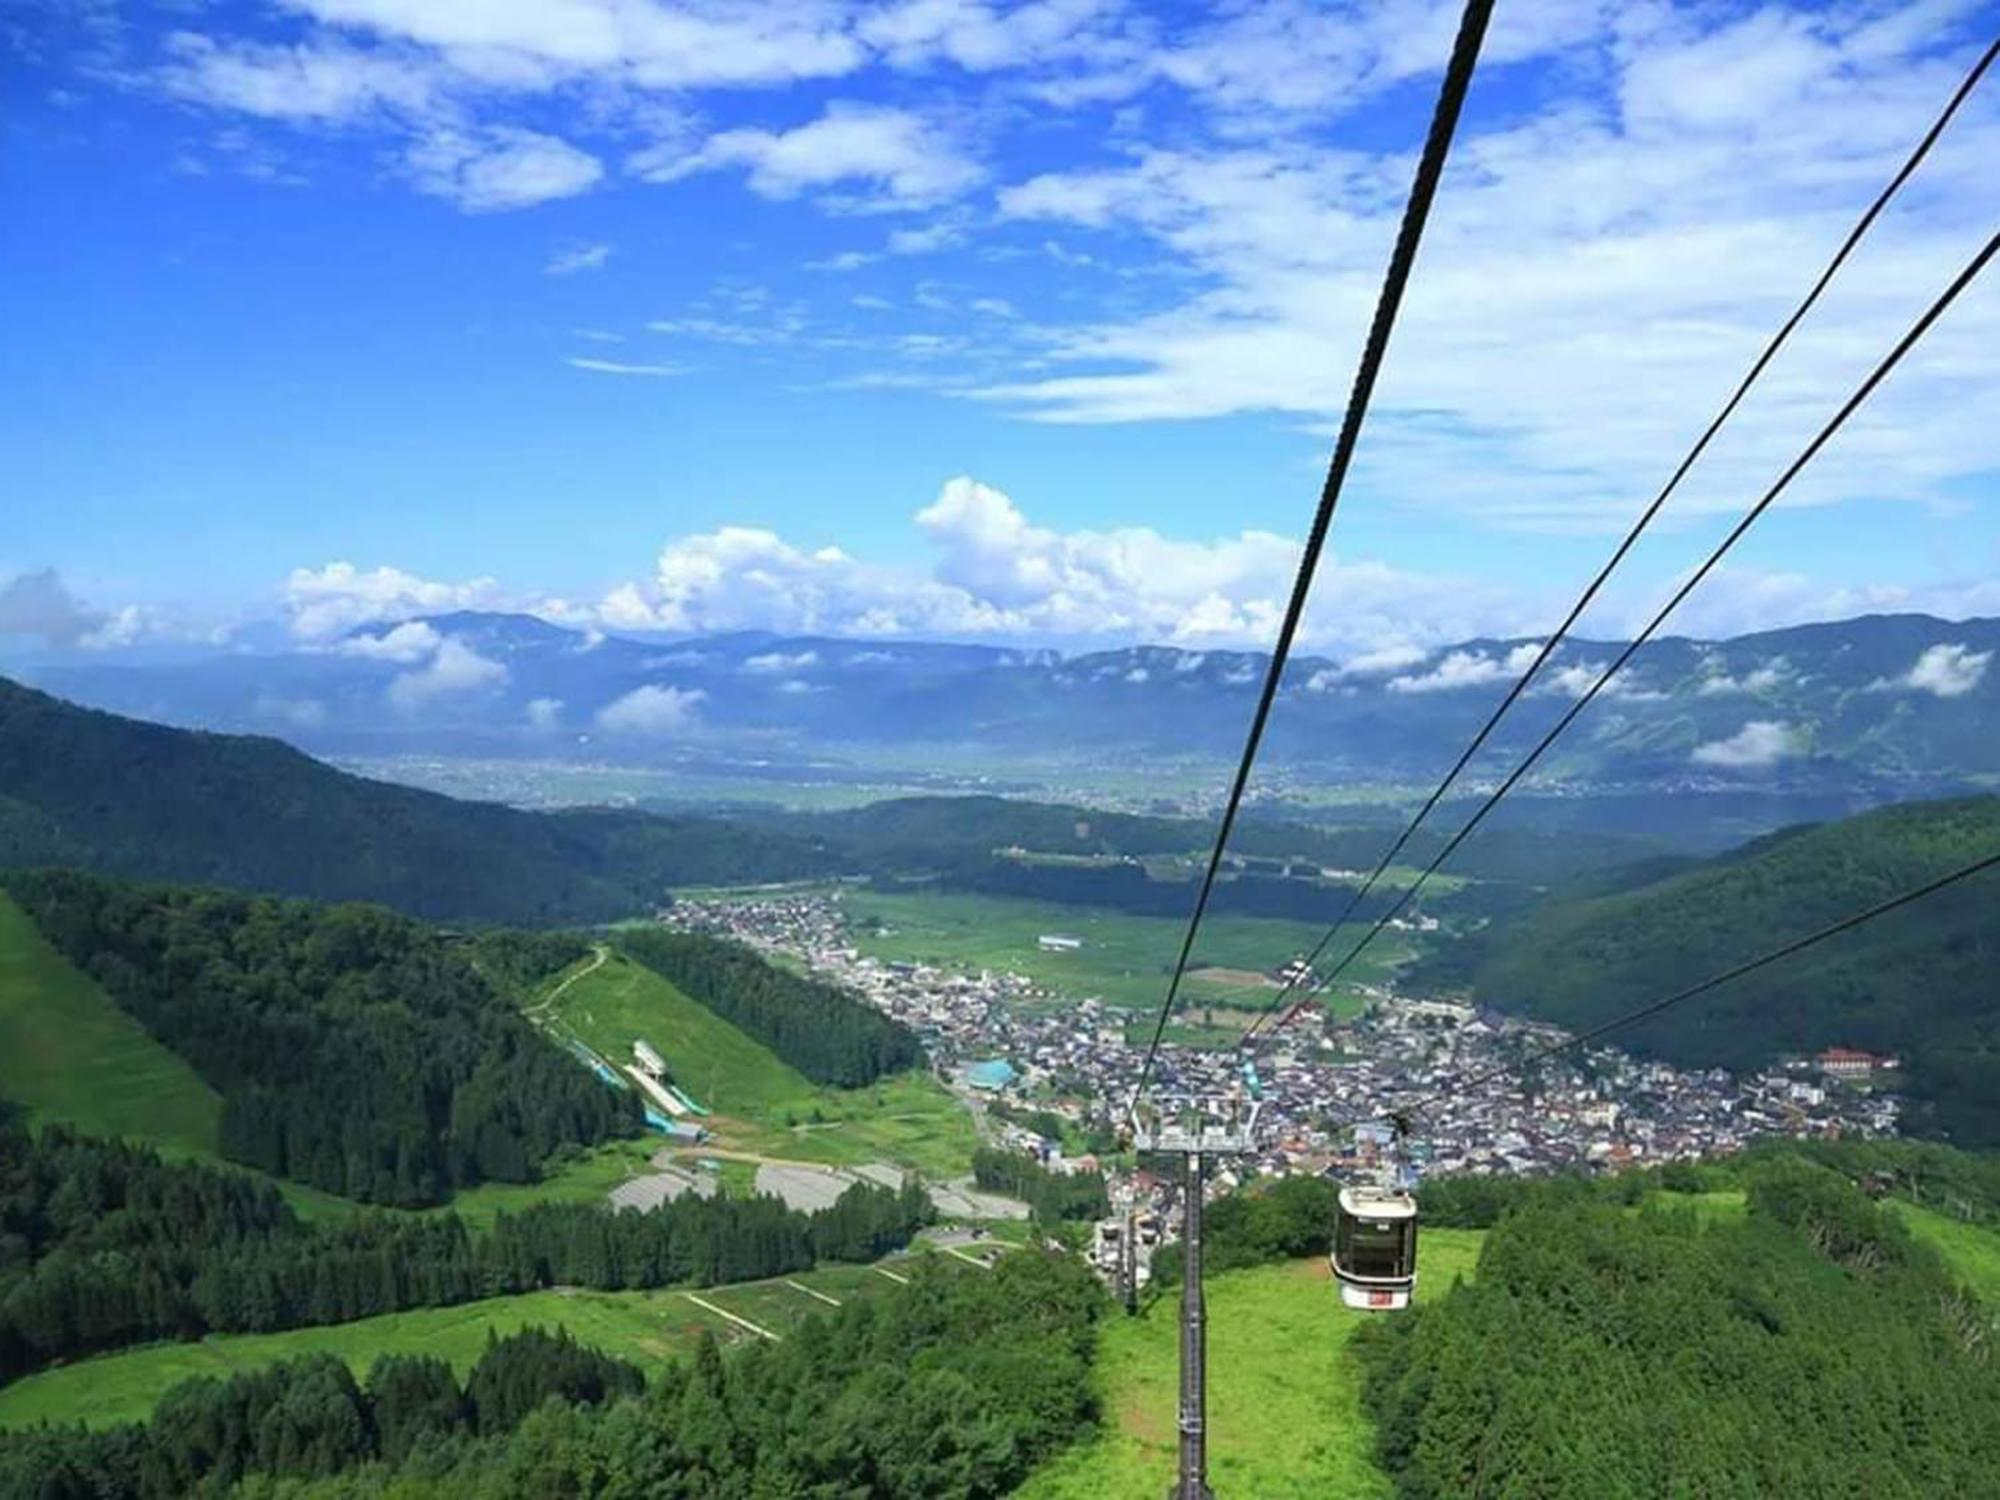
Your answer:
[662,891,1901,1226]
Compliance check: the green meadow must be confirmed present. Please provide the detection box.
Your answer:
[0,893,221,1160]
[539,948,979,1180]
[0,1257,943,1432]
[1019,1230,1485,1499]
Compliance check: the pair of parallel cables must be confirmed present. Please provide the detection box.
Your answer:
[1129,28,2000,1121]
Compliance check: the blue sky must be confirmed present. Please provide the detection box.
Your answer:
[4,0,1999,658]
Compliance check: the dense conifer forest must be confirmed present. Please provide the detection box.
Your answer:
[0,1328,646,1497]
[0,1115,934,1388]
[617,929,923,1087]
[3,872,639,1205]
[1359,1156,2000,1497]
[0,1250,1103,1500]
[1413,796,2000,1144]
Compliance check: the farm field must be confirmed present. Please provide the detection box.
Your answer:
[538,949,979,1180]
[1019,1230,1485,1499]
[0,1253,965,1432]
[0,893,221,1160]
[836,887,1409,1016]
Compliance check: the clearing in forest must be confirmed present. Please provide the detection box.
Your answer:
[1018,1231,1485,1499]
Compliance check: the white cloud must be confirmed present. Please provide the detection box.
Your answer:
[1696,660,1790,695]
[0,569,108,647]
[526,696,564,728]
[158,33,437,121]
[387,636,508,708]
[334,619,443,662]
[1388,643,1542,694]
[546,243,610,275]
[1691,719,1803,768]
[1897,642,1992,698]
[640,102,981,208]
[570,474,1532,650]
[283,562,501,640]
[406,126,602,211]
[567,356,684,376]
[282,0,867,90]
[985,9,2000,531]
[596,683,705,734]
[743,650,819,673]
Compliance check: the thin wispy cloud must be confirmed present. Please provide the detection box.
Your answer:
[566,357,684,377]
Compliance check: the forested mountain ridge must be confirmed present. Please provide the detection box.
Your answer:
[0,675,837,925]
[2,872,639,1205]
[1420,795,2000,1143]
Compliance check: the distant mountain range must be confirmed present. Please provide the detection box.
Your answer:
[20,610,1999,804]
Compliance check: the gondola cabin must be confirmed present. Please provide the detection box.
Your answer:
[1331,1183,1417,1310]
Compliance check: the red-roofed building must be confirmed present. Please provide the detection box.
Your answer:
[1816,1047,1882,1079]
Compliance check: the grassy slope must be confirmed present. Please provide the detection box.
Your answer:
[541,950,977,1180]
[839,887,1406,1016]
[0,892,221,1158]
[0,894,656,1225]
[1021,1229,1485,1499]
[1891,1201,2000,1302]
[0,1259,929,1432]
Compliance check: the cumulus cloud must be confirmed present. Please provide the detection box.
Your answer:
[0,569,108,648]
[1388,643,1542,694]
[334,620,443,662]
[639,102,981,208]
[388,636,508,708]
[524,475,1534,651]
[1696,660,1790,695]
[1894,642,1992,698]
[406,126,602,211]
[526,696,564,729]
[1691,719,1803,768]
[283,563,500,640]
[596,683,705,734]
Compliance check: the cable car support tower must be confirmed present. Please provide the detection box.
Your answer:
[1134,1096,1261,1500]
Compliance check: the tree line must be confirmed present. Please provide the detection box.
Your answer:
[0,1327,645,1498]
[5,871,641,1206]
[0,1251,1106,1500]
[618,928,923,1088]
[971,1147,1108,1225]
[0,1117,932,1389]
[1358,1155,2000,1497]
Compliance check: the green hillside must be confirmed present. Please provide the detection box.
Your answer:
[0,1260,921,1432]
[537,950,978,1178]
[0,675,832,925]
[1021,1233,1484,1499]
[1431,796,2000,1143]
[0,892,220,1158]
